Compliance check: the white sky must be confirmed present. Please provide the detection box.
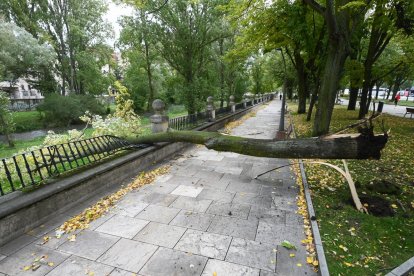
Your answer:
[104,2,134,45]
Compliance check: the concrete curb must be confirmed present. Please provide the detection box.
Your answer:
[385,256,414,276]
[289,113,330,276]
[0,101,266,245]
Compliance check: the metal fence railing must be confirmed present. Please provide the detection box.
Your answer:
[1,94,274,197]
[0,135,147,196]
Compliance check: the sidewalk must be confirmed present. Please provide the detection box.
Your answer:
[339,98,410,117]
[0,100,315,276]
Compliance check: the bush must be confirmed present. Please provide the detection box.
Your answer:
[37,94,105,127]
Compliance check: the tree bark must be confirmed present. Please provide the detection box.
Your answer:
[129,130,388,160]
[294,48,307,114]
[312,39,348,136]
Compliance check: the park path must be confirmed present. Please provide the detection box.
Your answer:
[0,100,316,276]
[340,98,411,117]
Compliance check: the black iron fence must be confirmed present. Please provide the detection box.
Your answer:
[1,94,274,196]
[0,135,147,196]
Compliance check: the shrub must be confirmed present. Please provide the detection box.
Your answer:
[37,94,105,127]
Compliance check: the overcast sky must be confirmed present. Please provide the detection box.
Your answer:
[104,2,134,45]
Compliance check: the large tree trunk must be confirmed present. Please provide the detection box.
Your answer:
[313,40,348,136]
[129,130,388,160]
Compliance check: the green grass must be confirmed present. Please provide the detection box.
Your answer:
[10,111,44,133]
[290,105,414,275]
[0,137,44,159]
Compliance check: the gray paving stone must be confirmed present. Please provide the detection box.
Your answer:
[144,183,178,194]
[207,216,258,240]
[165,175,200,187]
[109,268,136,276]
[171,185,203,197]
[140,247,207,276]
[193,170,224,181]
[87,213,116,230]
[25,214,71,238]
[135,205,180,224]
[255,222,303,246]
[196,178,230,191]
[206,202,251,219]
[260,270,278,276]
[169,210,214,231]
[0,234,36,256]
[134,222,186,248]
[45,255,113,276]
[170,196,212,213]
[175,229,232,260]
[140,192,178,206]
[58,230,119,260]
[213,166,244,175]
[220,173,253,184]
[285,211,303,226]
[275,246,314,276]
[95,215,149,238]
[226,181,261,194]
[0,244,69,276]
[271,196,297,212]
[98,238,157,273]
[196,188,235,203]
[201,259,260,276]
[233,193,272,208]
[111,200,148,217]
[34,229,82,250]
[0,254,5,262]
[225,238,277,272]
[248,206,285,225]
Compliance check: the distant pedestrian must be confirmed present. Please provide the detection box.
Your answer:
[279,93,282,100]
[394,93,400,106]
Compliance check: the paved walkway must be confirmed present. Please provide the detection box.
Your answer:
[0,100,316,276]
[339,98,411,117]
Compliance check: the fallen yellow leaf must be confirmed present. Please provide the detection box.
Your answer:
[289,253,295,257]
[343,262,354,267]
[213,272,217,276]
[48,262,54,267]
[391,204,398,209]
[23,266,31,271]
[297,263,302,267]
[306,256,313,264]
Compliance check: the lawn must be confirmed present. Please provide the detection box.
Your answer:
[11,110,44,133]
[290,104,414,275]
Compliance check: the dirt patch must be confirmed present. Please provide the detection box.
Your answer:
[359,195,395,217]
[366,180,402,195]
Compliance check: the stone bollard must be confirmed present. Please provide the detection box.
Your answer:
[229,95,236,113]
[243,94,247,108]
[206,96,215,121]
[150,99,169,133]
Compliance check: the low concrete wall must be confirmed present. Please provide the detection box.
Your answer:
[0,102,266,245]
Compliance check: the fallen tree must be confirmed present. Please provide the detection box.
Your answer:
[129,129,388,160]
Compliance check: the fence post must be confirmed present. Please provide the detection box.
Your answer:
[150,99,169,133]
[206,96,215,121]
[229,95,236,113]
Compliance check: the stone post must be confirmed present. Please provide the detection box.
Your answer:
[206,96,215,121]
[243,94,247,108]
[229,95,236,113]
[150,99,169,133]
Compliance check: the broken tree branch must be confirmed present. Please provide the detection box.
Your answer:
[129,130,388,159]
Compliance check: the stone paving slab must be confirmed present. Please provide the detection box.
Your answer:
[225,238,277,272]
[45,255,114,276]
[135,205,180,224]
[57,230,120,260]
[95,214,149,238]
[174,229,232,260]
[207,216,258,240]
[0,244,70,276]
[133,222,186,248]
[140,247,207,276]
[201,259,260,276]
[169,210,214,231]
[98,238,157,273]
[206,202,251,219]
[0,100,317,276]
